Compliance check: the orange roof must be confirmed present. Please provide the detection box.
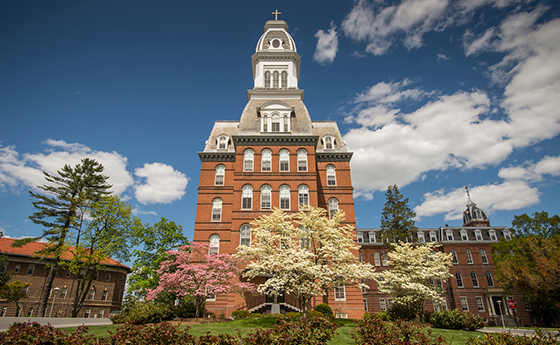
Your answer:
[0,237,130,270]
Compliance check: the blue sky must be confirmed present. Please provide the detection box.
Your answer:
[1,0,560,244]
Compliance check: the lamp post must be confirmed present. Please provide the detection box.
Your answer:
[49,287,60,318]
[497,299,506,329]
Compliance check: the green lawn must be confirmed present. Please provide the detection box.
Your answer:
[61,318,486,344]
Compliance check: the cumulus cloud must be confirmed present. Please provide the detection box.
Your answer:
[134,162,189,204]
[314,22,339,65]
[0,140,188,205]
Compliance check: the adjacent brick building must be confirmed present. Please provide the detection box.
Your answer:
[0,237,129,318]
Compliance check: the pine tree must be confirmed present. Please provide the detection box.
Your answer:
[16,158,111,316]
[380,185,417,244]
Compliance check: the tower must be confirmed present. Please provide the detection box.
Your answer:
[193,15,363,318]
[463,187,490,227]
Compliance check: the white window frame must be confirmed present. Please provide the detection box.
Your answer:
[476,297,485,311]
[417,231,425,243]
[429,231,437,242]
[471,272,479,287]
[374,251,381,266]
[381,252,388,266]
[460,230,468,241]
[369,232,376,243]
[271,113,280,132]
[260,185,271,209]
[27,264,35,276]
[298,185,309,209]
[326,165,336,186]
[297,149,307,172]
[211,198,222,221]
[357,232,364,243]
[242,185,253,210]
[279,149,289,171]
[261,149,271,171]
[446,230,454,241]
[279,185,290,209]
[243,149,254,172]
[460,297,469,311]
[474,230,483,241]
[334,285,346,301]
[215,165,225,186]
[102,290,108,301]
[451,249,459,264]
[240,224,251,246]
[486,272,495,287]
[14,265,20,274]
[480,249,488,264]
[209,234,220,255]
[217,135,228,150]
[380,298,387,311]
[456,272,464,288]
[328,198,338,219]
[363,298,368,312]
[489,229,497,241]
[503,229,512,240]
[466,249,474,264]
[88,288,95,300]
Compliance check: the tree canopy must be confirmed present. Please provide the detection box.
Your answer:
[380,185,417,244]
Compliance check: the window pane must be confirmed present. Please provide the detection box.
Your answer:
[328,198,338,218]
[280,149,289,171]
[244,150,254,171]
[261,150,271,171]
[209,234,220,254]
[298,185,309,208]
[326,165,336,186]
[297,150,307,171]
[280,185,290,209]
[261,185,271,209]
[242,185,253,209]
[240,224,251,246]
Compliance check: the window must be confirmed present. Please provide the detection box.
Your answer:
[324,136,333,149]
[328,198,338,219]
[369,232,376,243]
[279,149,289,171]
[102,290,108,301]
[486,272,494,287]
[106,273,111,281]
[466,249,473,264]
[357,232,364,243]
[215,165,225,185]
[380,298,387,311]
[23,285,29,293]
[298,185,309,208]
[240,224,251,246]
[323,166,336,188]
[61,287,67,299]
[273,71,279,88]
[84,308,91,318]
[261,185,271,209]
[283,115,289,132]
[209,234,220,255]
[217,136,228,150]
[471,272,479,287]
[88,288,95,300]
[264,71,271,88]
[98,309,105,318]
[297,149,307,171]
[93,271,99,281]
[476,297,485,311]
[429,232,437,242]
[334,285,346,301]
[374,252,381,266]
[359,251,363,263]
[242,185,253,209]
[260,149,272,171]
[262,115,268,132]
[460,297,469,311]
[503,229,512,240]
[0,262,7,274]
[27,264,35,275]
[279,185,290,209]
[489,230,497,241]
[363,298,368,312]
[206,288,216,301]
[417,232,425,243]
[281,71,288,88]
[480,249,488,264]
[243,149,254,171]
[451,249,459,264]
[456,272,464,287]
[446,230,454,241]
[460,230,468,241]
[271,114,280,131]
[300,226,311,251]
[212,198,222,221]
[475,230,483,241]
[14,265,20,274]
[381,252,388,266]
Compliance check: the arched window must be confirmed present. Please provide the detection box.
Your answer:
[273,71,279,88]
[451,249,459,264]
[261,149,271,171]
[328,198,338,219]
[264,71,271,88]
[209,234,220,254]
[240,224,251,246]
[217,136,228,149]
[283,114,289,132]
[244,149,254,172]
[456,272,464,288]
[374,251,381,266]
[324,136,333,149]
[271,114,280,132]
[262,115,268,132]
[480,249,488,264]
[381,252,388,266]
[359,251,363,263]
[465,249,473,264]
[88,287,95,300]
[297,149,307,171]
[300,226,311,251]
[211,198,222,221]
[298,185,309,208]
[281,71,288,88]
[471,272,479,287]
[242,185,253,209]
[280,185,290,209]
[326,165,336,186]
[261,185,271,209]
[486,272,494,287]
[279,149,289,171]
[215,165,225,186]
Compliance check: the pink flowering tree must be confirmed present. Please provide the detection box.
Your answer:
[146,242,253,317]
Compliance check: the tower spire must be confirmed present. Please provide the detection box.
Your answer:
[465,186,474,206]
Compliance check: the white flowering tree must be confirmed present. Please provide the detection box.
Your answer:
[236,206,376,317]
[374,241,452,318]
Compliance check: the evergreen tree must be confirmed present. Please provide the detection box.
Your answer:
[15,158,111,316]
[380,185,417,244]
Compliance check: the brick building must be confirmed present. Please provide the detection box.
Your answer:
[0,237,129,318]
[193,17,364,318]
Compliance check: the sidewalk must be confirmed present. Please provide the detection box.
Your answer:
[0,317,113,332]
[479,327,559,337]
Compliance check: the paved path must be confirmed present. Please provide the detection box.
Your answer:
[0,317,113,332]
[479,327,559,337]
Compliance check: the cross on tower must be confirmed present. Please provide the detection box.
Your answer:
[272,10,282,20]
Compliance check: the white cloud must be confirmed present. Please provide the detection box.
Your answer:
[437,53,450,61]
[314,22,339,65]
[134,162,189,204]
[132,208,158,216]
[463,28,496,56]
[499,155,560,181]
[354,80,425,104]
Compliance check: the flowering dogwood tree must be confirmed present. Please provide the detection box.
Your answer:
[236,206,376,317]
[146,242,253,317]
[374,241,452,318]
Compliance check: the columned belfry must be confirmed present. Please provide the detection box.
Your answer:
[194,14,363,318]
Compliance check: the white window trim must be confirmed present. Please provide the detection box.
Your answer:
[297,149,308,172]
[334,285,346,301]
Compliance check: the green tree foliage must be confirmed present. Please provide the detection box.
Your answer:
[16,158,111,317]
[380,185,418,243]
[0,255,10,289]
[126,218,189,299]
[492,211,560,326]
[1,280,31,316]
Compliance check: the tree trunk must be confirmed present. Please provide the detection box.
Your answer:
[37,260,59,317]
[72,275,94,317]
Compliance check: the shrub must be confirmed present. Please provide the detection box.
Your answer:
[285,312,301,320]
[352,314,448,344]
[427,309,486,330]
[376,311,390,321]
[232,310,249,319]
[307,310,323,318]
[467,330,560,345]
[109,312,130,324]
[249,312,263,318]
[0,322,96,344]
[462,311,486,331]
[314,303,334,318]
[388,302,417,321]
[267,313,283,318]
[127,301,174,325]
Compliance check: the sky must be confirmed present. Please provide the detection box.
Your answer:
[1,0,560,245]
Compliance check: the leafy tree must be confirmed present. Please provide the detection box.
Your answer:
[127,218,189,299]
[492,211,560,326]
[380,185,417,243]
[1,280,31,316]
[236,206,376,317]
[15,158,111,316]
[374,241,452,319]
[146,242,253,317]
[0,255,10,290]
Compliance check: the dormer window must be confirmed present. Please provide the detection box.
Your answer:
[261,111,290,133]
[429,231,437,242]
[460,230,468,241]
[323,135,335,150]
[417,231,425,243]
[503,229,512,240]
[489,230,497,241]
[217,135,228,150]
[271,114,280,132]
[474,230,483,241]
[446,230,454,241]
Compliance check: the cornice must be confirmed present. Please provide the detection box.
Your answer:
[316,152,353,162]
[233,135,317,146]
[198,152,236,162]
